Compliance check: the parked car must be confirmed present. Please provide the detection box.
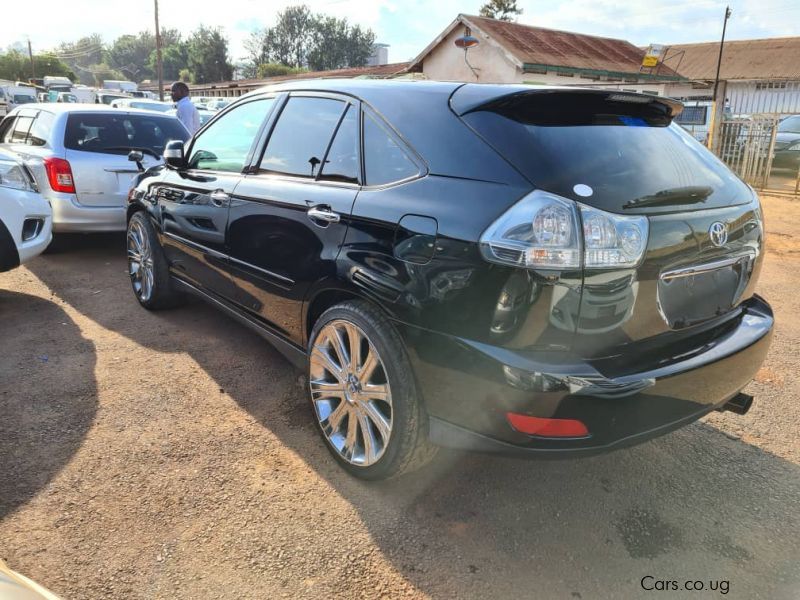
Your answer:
[0,104,189,248]
[0,148,52,272]
[205,98,231,111]
[772,114,800,171]
[56,92,79,103]
[110,98,174,113]
[125,81,773,480]
[1,85,38,111]
[167,107,215,127]
[0,559,61,600]
[95,91,130,105]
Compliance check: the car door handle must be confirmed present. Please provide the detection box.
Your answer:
[307,206,341,224]
[209,189,230,207]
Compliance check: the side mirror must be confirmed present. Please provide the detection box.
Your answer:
[128,150,145,172]
[163,140,186,170]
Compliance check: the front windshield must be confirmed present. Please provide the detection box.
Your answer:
[778,115,800,134]
[14,95,36,104]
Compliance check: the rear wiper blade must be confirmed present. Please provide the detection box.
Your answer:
[623,186,713,209]
[102,146,161,159]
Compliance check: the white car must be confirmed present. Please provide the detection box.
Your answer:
[0,148,52,271]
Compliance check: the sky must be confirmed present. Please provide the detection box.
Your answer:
[9,0,800,67]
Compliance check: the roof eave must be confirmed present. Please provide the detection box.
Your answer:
[522,63,686,82]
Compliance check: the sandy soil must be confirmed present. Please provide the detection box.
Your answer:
[0,195,798,599]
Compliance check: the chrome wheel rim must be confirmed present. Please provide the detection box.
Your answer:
[127,220,154,302]
[310,320,393,467]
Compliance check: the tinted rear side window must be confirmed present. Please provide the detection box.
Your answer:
[319,105,359,184]
[65,113,189,156]
[462,93,751,212]
[10,115,33,143]
[28,112,54,146]
[260,97,346,178]
[363,112,418,186]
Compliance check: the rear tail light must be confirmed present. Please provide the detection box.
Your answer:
[506,412,589,438]
[43,157,75,193]
[479,190,648,270]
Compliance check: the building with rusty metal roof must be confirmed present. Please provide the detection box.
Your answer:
[405,14,684,90]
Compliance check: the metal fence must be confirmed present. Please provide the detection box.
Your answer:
[711,81,800,195]
[716,116,778,189]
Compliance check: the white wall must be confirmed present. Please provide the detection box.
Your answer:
[421,27,519,83]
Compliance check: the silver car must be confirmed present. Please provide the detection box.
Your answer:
[0,104,189,240]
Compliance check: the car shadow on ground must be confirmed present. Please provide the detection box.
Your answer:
[23,235,800,599]
[0,289,98,520]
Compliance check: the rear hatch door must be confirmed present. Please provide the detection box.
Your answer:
[456,87,763,359]
[64,111,188,207]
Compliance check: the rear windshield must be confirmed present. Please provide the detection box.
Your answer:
[462,93,752,212]
[65,113,189,157]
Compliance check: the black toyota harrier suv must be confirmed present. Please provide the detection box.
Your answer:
[125,80,773,480]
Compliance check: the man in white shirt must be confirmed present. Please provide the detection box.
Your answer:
[171,81,201,136]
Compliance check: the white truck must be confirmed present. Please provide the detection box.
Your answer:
[0,82,38,113]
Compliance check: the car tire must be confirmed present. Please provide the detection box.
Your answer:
[308,300,437,480]
[127,211,184,310]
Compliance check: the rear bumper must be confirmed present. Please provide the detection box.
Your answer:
[399,295,773,457]
[49,192,126,233]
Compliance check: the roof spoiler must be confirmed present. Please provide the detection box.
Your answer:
[451,85,684,120]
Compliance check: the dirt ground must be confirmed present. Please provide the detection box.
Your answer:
[1,196,799,599]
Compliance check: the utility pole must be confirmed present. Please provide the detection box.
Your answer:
[27,38,35,81]
[712,6,732,102]
[154,0,164,101]
[707,6,732,152]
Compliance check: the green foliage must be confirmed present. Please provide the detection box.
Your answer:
[245,5,376,74]
[256,62,308,78]
[178,68,193,83]
[186,26,233,84]
[148,41,189,81]
[55,34,104,85]
[0,51,75,81]
[479,0,523,21]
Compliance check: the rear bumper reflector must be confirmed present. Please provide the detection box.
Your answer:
[506,413,590,438]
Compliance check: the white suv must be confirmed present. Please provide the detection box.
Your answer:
[0,148,51,272]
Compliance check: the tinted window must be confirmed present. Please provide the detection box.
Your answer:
[26,112,53,146]
[261,97,346,178]
[675,105,708,126]
[0,116,14,142]
[363,112,418,186]
[188,98,272,172]
[10,115,33,143]
[462,93,752,212]
[65,113,189,156]
[319,105,359,184]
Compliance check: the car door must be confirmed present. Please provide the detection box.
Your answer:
[156,96,277,300]
[228,93,361,344]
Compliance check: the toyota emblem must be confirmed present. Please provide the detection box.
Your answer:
[709,222,728,247]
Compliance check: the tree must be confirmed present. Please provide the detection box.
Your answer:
[256,62,307,78]
[178,68,193,83]
[54,34,105,85]
[244,5,377,75]
[479,0,523,21]
[306,17,374,71]
[186,26,233,83]
[148,40,189,81]
[106,32,155,82]
[0,51,75,81]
